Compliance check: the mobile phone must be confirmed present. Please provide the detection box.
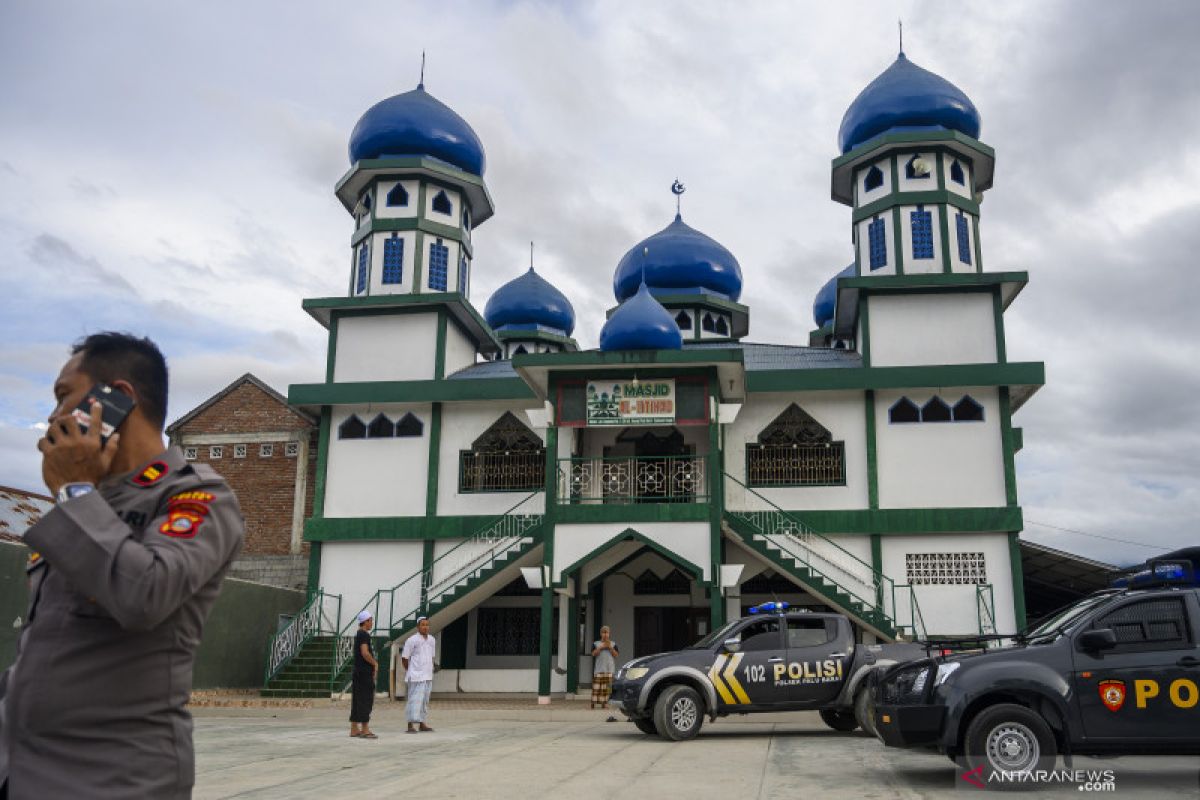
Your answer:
[71,383,136,444]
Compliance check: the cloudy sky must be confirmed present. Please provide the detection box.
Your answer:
[1,1,1197,565]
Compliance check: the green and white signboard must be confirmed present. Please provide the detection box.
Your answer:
[586,379,676,426]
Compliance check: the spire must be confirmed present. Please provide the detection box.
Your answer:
[898,19,904,57]
[418,50,426,90]
[529,240,535,272]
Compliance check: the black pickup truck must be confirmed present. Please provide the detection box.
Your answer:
[873,549,1200,785]
[609,603,926,740]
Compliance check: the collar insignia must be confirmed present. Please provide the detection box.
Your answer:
[131,461,169,487]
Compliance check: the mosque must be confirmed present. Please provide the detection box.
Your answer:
[268,47,1045,699]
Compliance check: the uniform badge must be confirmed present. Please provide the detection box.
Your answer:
[158,491,214,539]
[25,550,44,573]
[132,461,169,487]
[1099,679,1126,712]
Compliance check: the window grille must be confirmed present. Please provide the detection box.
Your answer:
[950,159,965,185]
[868,217,887,270]
[714,316,729,336]
[889,398,920,424]
[476,607,557,655]
[395,412,423,437]
[260,443,273,457]
[428,239,449,291]
[864,165,884,192]
[285,442,300,457]
[209,446,223,459]
[382,235,404,284]
[956,213,972,265]
[746,404,845,486]
[355,242,370,293]
[366,413,395,438]
[338,415,366,440]
[183,447,198,460]
[233,444,247,458]
[905,552,987,585]
[633,568,691,595]
[431,190,452,215]
[1097,599,1189,645]
[911,207,934,259]
[459,411,545,492]
[386,183,409,206]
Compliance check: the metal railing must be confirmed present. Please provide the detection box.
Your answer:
[976,583,997,639]
[745,443,846,486]
[328,492,544,689]
[458,450,545,493]
[893,584,928,641]
[263,590,341,684]
[558,454,708,504]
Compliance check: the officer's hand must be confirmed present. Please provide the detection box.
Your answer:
[38,401,120,495]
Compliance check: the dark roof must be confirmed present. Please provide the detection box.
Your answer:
[166,373,317,433]
[446,360,519,380]
[1021,539,1120,621]
[0,486,52,542]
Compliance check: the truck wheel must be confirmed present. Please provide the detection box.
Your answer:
[819,708,859,732]
[633,717,658,735]
[963,703,1057,788]
[653,685,704,741]
[854,685,877,738]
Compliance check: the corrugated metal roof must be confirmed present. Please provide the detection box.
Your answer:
[686,341,862,370]
[446,360,519,380]
[0,487,51,543]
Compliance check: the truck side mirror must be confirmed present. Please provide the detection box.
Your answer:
[1077,628,1117,653]
[722,638,741,654]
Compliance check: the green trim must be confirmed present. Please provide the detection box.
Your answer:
[554,504,709,525]
[538,423,557,697]
[1009,532,1027,629]
[301,292,502,355]
[513,348,743,369]
[1012,427,1023,453]
[775,506,1024,535]
[556,528,705,587]
[592,581,604,642]
[833,129,996,169]
[290,378,537,406]
[998,387,1018,506]
[305,512,546,541]
[425,402,442,516]
[936,156,952,273]
[870,534,883,608]
[420,539,435,609]
[890,157,905,274]
[864,390,879,509]
[853,189,980,225]
[860,295,871,367]
[973,213,984,271]
[992,287,1007,363]
[324,316,339,382]
[840,271,1028,293]
[311,408,332,518]
[413,181,427,294]
[350,217,471,257]
[495,329,578,347]
[305,541,322,596]
[708,384,724,628]
[434,310,447,380]
[538,586,553,696]
[746,361,1045,394]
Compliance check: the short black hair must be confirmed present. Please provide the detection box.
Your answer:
[71,332,169,429]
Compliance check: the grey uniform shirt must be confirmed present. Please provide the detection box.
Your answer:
[0,447,244,799]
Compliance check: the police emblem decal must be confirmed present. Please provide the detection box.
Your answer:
[132,461,170,487]
[1099,679,1126,712]
[159,491,214,538]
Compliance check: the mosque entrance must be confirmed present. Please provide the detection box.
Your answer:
[633,606,709,657]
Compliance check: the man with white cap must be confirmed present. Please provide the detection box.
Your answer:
[400,617,436,733]
[349,610,378,738]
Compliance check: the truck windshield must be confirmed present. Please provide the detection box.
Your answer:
[1020,592,1116,642]
[688,619,743,649]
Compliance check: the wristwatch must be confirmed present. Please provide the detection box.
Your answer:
[56,482,96,504]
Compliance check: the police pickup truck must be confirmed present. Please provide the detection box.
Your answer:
[873,549,1200,784]
[608,602,926,740]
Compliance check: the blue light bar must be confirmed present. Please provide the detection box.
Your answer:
[1112,560,1197,588]
[748,601,789,615]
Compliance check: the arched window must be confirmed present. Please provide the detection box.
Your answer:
[459,411,546,492]
[702,313,716,333]
[675,311,692,330]
[921,397,952,423]
[382,234,404,284]
[950,160,965,186]
[746,404,846,486]
[956,213,972,265]
[633,568,691,595]
[889,398,920,424]
[714,316,729,336]
[512,344,528,356]
[338,415,366,439]
[428,239,449,290]
[461,207,470,230]
[911,206,934,259]
[432,190,452,215]
[395,412,424,437]
[952,396,984,422]
[868,216,887,270]
[864,164,884,192]
[366,413,395,438]
[905,154,932,179]
[355,242,370,293]
[386,183,409,207]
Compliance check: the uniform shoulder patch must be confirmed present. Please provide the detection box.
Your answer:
[158,490,215,539]
[26,550,44,572]
[131,461,170,487]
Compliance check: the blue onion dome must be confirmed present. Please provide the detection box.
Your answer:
[838,53,981,154]
[600,282,683,351]
[483,267,576,337]
[348,84,486,175]
[613,215,743,303]
[813,263,856,327]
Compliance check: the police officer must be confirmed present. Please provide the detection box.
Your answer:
[0,332,245,799]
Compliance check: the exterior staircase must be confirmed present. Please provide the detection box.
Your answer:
[262,494,544,698]
[724,474,924,642]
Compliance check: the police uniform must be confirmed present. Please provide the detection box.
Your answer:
[0,447,244,799]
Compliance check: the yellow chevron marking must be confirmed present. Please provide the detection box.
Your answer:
[723,652,751,704]
[708,655,736,705]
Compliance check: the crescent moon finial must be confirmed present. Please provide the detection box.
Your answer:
[671,179,685,217]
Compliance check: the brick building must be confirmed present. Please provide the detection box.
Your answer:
[167,374,317,590]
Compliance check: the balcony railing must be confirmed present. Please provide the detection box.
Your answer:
[558,454,708,504]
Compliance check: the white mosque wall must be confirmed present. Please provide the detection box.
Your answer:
[319,540,425,625]
[856,215,897,276]
[552,522,711,583]
[437,402,547,517]
[855,157,893,205]
[576,424,709,459]
[374,179,420,220]
[874,388,1006,508]
[950,210,976,273]
[722,392,870,511]
[334,314,438,381]
[366,231,417,295]
[443,320,477,375]
[323,404,432,517]
[896,152,939,193]
[880,533,1015,636]
[943,158,974,199]
[423,185,462,225]
[867,294,996,367]
[897,203,945,275]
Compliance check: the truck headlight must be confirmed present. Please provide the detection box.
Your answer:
[623,667,649,681]
[934,661,961,686]
[882,663,933,704]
